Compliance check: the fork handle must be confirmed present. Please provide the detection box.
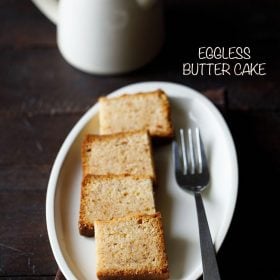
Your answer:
[194,192,221,280]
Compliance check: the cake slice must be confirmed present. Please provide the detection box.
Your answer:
[95,212,169,280]
[81,130,155,180]
[79,174,156,236]
[99,90,174,138]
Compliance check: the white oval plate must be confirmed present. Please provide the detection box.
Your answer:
[46,81,238,280]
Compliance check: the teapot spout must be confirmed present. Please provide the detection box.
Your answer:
[136,0,158,9]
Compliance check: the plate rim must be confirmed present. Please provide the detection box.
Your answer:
[46,81,238,280]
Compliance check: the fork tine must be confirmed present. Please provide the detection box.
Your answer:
[176,128,208,176]
[179,129,188,174]
[195,128,208,173]
[174,127,209,189]
[188,129,195,174]
[194,128,203,173]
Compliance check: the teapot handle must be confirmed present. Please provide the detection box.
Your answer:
[31,0,58,24]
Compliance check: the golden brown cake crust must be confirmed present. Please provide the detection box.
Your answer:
[97,271,169,280]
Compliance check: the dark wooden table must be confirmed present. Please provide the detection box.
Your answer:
[1,0,280,279]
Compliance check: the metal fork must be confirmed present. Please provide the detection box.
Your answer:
[173,128,221,280]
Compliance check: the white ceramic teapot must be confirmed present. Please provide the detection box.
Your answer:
[32,0,164,74]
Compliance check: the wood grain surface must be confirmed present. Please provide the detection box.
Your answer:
[1,0,280,279]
